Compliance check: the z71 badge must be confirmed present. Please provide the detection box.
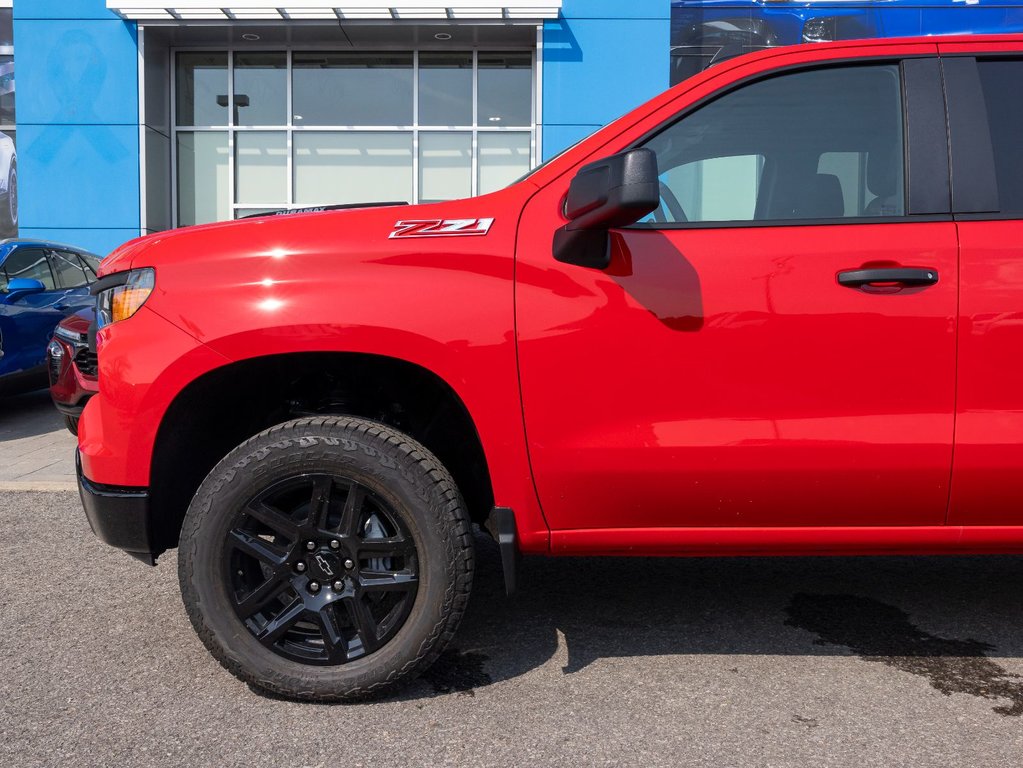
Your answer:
[389,218,495,239]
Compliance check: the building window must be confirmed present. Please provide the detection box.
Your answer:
[173,48,536,227]
[0,5,15,238]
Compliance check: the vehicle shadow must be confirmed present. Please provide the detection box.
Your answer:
[409,533,1023,716]
[0,387,66,440]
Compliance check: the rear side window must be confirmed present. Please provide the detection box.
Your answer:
[638,64,905,226]
[1,248,56,291]
[51,250,91,288]
[976,59,1023,216]
[79,253,100,278]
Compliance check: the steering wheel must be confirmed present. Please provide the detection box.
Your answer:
[658,182,688,223]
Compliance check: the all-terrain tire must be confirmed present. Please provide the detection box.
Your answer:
[177,416,474,702]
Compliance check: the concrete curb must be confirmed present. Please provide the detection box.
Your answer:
[0,481,78,492]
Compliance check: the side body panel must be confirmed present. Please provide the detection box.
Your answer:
[80,187,551,550]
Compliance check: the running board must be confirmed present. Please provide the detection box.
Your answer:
[485,506,520,596]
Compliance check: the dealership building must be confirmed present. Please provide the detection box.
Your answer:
[11,0,1022,256]
[7,0,670,255]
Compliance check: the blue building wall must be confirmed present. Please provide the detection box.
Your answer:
[9,0,672,248]
[541,0,671,159]
[13,0,140,256]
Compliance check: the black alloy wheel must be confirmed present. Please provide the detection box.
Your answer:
[178,416,474,701]
[225,473,419,665]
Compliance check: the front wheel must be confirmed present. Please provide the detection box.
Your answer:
[178,416,474,702]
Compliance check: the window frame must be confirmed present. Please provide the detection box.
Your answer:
[77,252,100,281]
[48,248,92,289]
[626,55,951,231]
[170,45,538,227]
[942,53,1023,221]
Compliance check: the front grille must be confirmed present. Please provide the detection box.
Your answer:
[75,349,98,378]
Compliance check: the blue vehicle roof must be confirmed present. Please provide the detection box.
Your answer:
[0,239,101,260]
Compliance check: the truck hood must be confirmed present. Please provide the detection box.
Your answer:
[99,183,539,349]
[99,190,533,277]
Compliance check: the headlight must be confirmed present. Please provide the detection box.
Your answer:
[802,17,839,43]
[95,268,155,327]
[53,325,84,344]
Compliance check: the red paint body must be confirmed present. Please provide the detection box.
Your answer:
[79,35,1023,557]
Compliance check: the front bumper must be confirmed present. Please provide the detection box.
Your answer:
[77,450,156,565]
[48,336,98,412]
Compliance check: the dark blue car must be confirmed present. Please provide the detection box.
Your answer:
[0,240,101,395]
[671,0,1023,83]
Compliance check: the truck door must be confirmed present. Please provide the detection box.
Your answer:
[516,56,958,531]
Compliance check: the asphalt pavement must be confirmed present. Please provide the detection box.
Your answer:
[2,490,1023,767]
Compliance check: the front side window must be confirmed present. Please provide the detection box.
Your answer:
[2,249,56,290]
[640,64,905,226]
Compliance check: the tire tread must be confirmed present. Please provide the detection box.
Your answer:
[178,416,474,702]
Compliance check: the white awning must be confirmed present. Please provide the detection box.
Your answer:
[108,1,562,21]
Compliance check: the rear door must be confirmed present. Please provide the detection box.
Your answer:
[941,43,1023,524]
[516,53,958,531]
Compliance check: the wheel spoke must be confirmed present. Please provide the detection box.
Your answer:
[227,529,287,566]
[343,595,380,654]
[316,605,349,663]
[245,499,300,539]
[357,537,414,559]
[228,468,422,667]
[309,476,334,530]
[359,571,418,593]
[339,483,366,537]
[235,572,292,618]
[255,596,305,646]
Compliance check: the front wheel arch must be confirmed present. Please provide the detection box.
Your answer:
[148,351,495,558]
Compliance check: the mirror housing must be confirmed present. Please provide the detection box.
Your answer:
[554,148,660,269]
[4,278,46,303]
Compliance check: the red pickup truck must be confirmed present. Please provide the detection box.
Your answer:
[78,35,1023,701]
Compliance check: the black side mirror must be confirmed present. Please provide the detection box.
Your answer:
[553,148,660,269]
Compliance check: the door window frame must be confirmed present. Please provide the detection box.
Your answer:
[625,56,952,231]
[48,249,94,289]
[1,246,57,291]
[941,52,1023,221]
